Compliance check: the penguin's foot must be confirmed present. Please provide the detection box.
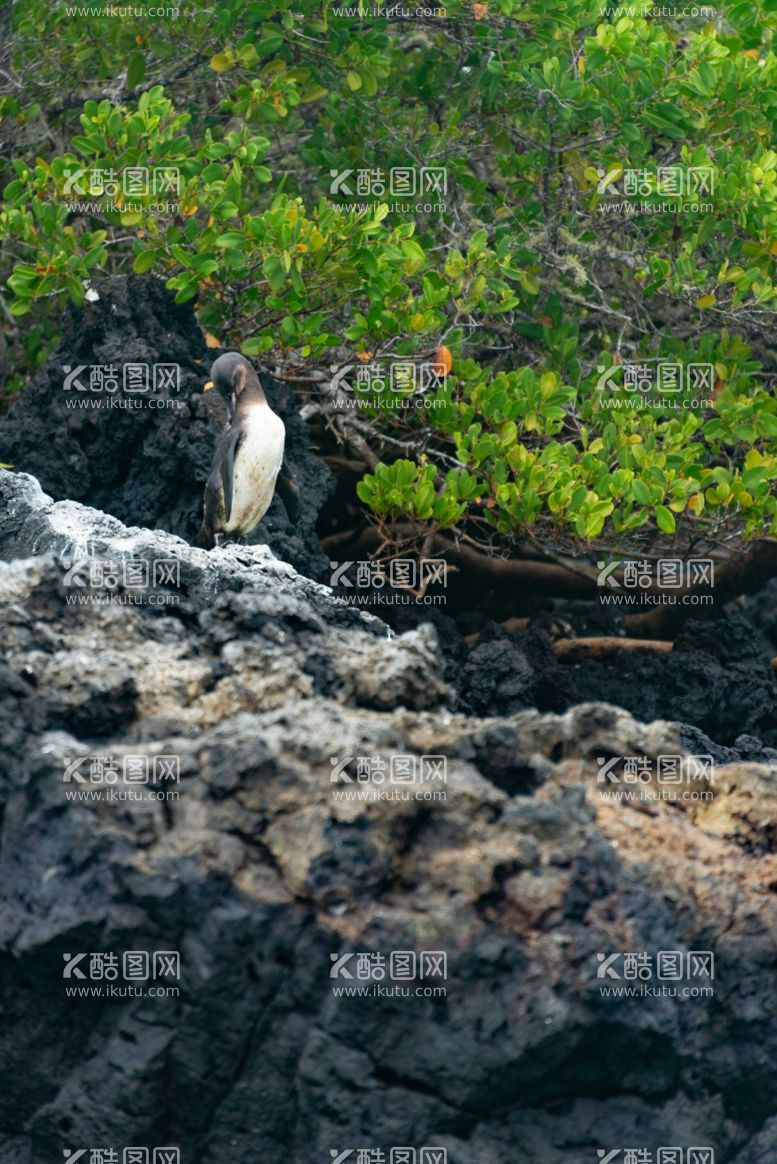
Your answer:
[194,524,216,550]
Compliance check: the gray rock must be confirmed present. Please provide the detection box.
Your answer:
[0,469,775,1163]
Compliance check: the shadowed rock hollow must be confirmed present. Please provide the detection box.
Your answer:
[0,274,333,580]
[0,471,775,1164]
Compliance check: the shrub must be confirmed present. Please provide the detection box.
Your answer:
[3,0,777,550]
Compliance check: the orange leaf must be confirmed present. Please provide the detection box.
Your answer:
[433,344,453,377]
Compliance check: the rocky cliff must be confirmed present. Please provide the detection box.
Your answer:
[0,470,775,1164]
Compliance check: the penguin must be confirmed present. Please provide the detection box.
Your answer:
[195,352,300,549]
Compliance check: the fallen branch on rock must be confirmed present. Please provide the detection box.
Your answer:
[464,628,674,658]
[553,636,674,661]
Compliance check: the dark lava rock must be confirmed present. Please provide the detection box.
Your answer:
[0,473,776,1162]
[457,612,777,753]
[459,624,536,715]
[551,642,777,750]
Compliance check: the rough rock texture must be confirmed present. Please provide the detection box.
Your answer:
[0,471,775,1164]
[456,615,777,751]
[0,275,334,579]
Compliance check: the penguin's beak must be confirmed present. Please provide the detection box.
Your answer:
[203,380,214,391]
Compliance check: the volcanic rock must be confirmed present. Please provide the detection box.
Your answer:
[0,471,775,1163]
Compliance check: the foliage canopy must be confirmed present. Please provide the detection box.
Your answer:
[3,0,777,551]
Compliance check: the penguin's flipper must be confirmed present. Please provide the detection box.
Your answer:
[220,428,243,524]
[275,458,301,524]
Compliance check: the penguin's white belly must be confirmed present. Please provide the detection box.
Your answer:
[225,406,285,534]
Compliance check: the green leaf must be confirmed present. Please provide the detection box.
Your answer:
[241,336,273,355]
[401,240,425,274]
[358,248,379,278]
[126,52,146,90]
[237,43,259,65]
[360,70,378,98]
[210,52,233,73]
[133,249,158,274]
[519,271,540,296]
[215,232,245,249]
[655,506,676,535]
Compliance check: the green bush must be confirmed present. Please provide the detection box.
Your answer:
[3,0,777,549]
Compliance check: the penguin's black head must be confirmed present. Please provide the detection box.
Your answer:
[204,352,266,416]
